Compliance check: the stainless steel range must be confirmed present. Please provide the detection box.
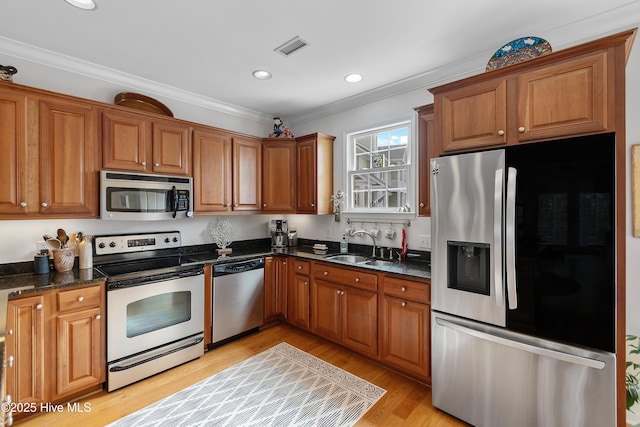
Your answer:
[93,231,205,392]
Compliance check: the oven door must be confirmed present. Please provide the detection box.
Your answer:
[107,273,204,362]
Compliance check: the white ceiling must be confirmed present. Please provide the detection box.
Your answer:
[1,0,639,124]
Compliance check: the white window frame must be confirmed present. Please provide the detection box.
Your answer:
[344,118,415,214]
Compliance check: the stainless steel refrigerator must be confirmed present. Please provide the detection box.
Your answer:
[430,134,617,427]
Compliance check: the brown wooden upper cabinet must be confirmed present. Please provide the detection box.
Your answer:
[192,127,233,214]
[0,84,99,219]
[101,109,191,176]
[296,133,335,214]
[415,104,433,217]
[232,136,262,212]
[262,138,296,213]
[431,49,612,155]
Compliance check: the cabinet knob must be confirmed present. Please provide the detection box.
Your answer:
[154,163,160,167]
[7,329,12,335]
[336,289,341,294]
[298,265,302,270]
[323,271,328,276]
[498,130,505,136]
[518,126,525,133]
[234,204,238,207]
[401,286,407,292]
[419,202,424,208]
[35,303,43,310]
[77,296,84,302]
[304,281,308,286]
[283,262,286,265]
[19,202,27,208]
[40,202,48,209]
[95,314,101,320]
[355,277,360,283]
[341,290,345,296]
[311,203,315,207]
[141,161,147,166]
[263,203,267,207]
[7,355,14,368]
[401,301,407,307]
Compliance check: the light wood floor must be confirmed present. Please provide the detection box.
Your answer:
[17,324,468,426]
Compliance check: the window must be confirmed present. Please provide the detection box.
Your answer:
[346,121,411,213]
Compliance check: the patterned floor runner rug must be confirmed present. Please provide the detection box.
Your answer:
[107,342,386,427]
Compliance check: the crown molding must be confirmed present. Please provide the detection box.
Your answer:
[0,36,273,124]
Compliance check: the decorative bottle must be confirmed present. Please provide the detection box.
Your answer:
[79,235,93,269]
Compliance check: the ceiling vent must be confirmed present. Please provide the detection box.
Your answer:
[274,36,309,57]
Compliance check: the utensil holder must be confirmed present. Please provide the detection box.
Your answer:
[52,249,74,272]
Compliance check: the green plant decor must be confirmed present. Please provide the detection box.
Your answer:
[627,335,640,411]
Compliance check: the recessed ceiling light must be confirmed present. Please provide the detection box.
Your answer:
[64,0,96,10]
[252,70,272,80]
[344,73,363,83]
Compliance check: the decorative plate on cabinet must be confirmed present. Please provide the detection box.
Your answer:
[114,92,174,117]
[486,36,552,72]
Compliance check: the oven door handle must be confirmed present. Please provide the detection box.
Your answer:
[109,335,204,372]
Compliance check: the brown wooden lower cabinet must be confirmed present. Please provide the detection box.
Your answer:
[285,257,431,383]
[310,262,378,358]
[5,283,105,419]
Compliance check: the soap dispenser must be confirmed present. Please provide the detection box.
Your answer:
[340,235,348,253]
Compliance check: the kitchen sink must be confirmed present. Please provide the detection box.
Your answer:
[324,254,370,263]
[364,259,396,267]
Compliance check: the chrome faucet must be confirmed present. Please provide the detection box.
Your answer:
[353,230,377,257]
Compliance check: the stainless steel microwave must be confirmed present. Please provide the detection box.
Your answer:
[100,171,193,220]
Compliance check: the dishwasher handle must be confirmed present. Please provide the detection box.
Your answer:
[214,257,265,277]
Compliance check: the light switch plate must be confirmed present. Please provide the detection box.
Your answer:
[418,234,431,249]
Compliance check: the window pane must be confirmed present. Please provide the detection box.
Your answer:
[347,122,410,212]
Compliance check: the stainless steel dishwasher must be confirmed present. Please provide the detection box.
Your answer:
[210,257,265,348]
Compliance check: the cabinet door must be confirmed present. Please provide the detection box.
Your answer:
[381,296,430,380]
[262,139,296,213]
[264,257,287,322]
[295,134,334,214]
[289,274,310,329]
[53,306,104,400]
[39,97,99,216]
[232,137,262,211]
[5,295,46,406]
[101,109,151,172]
[151,120,191,175]
[342,286,378,357]
[192,128,232,213]
[436,77,507,154]
[415,104,433,217]
[0,89,29,216]
[296,137,317,213]
[310,279,342,343]
[517,51,608,142]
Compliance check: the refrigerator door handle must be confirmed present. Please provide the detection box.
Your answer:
[506,167,518,309]
[493,168,504,306]
[435,317,606,370]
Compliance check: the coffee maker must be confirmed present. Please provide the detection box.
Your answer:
[270,219,288,248]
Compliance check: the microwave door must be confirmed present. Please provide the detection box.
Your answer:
[431,150,506,327]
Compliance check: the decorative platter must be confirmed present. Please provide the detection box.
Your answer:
[114,92,174,117]
[486,36,552,72]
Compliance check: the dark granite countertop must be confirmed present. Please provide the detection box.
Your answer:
[183,245,431,280]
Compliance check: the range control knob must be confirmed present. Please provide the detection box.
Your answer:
[109,241,117,248]
[165,238,170,243]
[98,242,106,249]
[173,237,178,243]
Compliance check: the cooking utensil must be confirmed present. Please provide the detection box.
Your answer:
[46,238,62,250]
[57,228,68,248]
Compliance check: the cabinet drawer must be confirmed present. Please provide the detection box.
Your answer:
[56,285,102,312]
[383,276,430,303]
[312,263,377,291]
[293,259,310,275]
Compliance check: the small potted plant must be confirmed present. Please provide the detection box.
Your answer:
[627,335,640,411]
[331,191,344,222]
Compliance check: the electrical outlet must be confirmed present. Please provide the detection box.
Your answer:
[418,234,431,249]
[36,240,49,253]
